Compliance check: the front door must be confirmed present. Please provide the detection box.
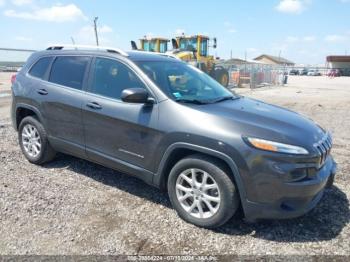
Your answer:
[82,57,161,180]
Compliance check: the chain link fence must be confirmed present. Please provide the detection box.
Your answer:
[222,61,346,89]
[222,63,288,89]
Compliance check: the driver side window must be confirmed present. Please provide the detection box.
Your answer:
[90,57,146,100]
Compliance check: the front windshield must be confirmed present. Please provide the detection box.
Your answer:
[143,40,156,52]
[179,38,197,51]
[136,61,237,103]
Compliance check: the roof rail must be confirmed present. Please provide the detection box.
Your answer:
[158,53,181,60]
[46,44,129,57]
[132,50,181,60]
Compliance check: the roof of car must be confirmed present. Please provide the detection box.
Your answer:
[33,49,179,63]
[126,51,180,62]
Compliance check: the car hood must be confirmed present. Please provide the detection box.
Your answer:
[194,97,326,148]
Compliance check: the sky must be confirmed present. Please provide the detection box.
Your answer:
[0,0,349,64]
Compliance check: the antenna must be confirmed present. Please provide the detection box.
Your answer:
[94,17,99,46]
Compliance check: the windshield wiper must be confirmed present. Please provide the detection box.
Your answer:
[175,98,208,105]
[176,95,240,105]
[208,95,240,104]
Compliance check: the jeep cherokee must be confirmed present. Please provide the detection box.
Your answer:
[11,45,337,228]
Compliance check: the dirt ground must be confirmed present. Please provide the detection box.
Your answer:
[0,73,349,256]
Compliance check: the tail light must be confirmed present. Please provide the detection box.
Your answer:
[11,74,16,84]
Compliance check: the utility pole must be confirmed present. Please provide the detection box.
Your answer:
[94,17,99,46]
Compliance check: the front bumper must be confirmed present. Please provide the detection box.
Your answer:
[242,156,337,221]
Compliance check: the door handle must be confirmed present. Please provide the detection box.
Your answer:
[37,89,48,95]
[86,102,102,110]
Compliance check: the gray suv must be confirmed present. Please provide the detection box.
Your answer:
[11,45,337,228]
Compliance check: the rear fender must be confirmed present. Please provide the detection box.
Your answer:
[15,103,45,130]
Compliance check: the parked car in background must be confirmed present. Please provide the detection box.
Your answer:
[307,69,321,76]
[300,68,308,75]
[289,69,299,75]
[11,74,16,84]
[327,69,341,77]
[342,69,350,76]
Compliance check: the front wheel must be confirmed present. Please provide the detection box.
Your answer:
[168,154,239,228]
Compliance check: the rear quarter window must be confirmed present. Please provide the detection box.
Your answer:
[49,56,89,90]
[28,57,52,79]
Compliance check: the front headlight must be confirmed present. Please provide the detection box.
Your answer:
[245,137,309,155]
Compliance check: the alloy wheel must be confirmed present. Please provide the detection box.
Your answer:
[21,124,42,158]
[175,168,221,219]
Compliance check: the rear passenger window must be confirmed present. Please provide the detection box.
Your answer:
[49,56,89,90]
[90,57,146,100]
[29,57,52,79]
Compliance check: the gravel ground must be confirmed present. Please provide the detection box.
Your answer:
[0,74,349,255]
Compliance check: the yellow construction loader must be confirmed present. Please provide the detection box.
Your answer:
[131,34,229,87]
[131,37,169,53]
[168,34,229,87]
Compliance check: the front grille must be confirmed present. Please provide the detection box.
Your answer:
[314,133,332,166]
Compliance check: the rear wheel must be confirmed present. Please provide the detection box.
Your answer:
[18,116,56,165]
[168,154,239,228]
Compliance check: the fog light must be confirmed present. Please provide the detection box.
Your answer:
[289,169,308,182]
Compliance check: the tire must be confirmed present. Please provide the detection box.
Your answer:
[326,173,335,188]
[18,116,56,165]
[168,154,239,228]
[214,67,229,88]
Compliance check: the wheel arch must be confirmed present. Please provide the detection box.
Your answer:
[154,142,247,201]
[15,104,44,130]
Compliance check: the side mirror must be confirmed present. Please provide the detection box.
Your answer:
[121,88,154,104]
[213,37,217,49]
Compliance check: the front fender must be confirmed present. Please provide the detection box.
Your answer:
[153,142,247,203]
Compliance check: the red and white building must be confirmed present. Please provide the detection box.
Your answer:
[326,56,350,69]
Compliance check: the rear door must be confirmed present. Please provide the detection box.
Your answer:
[82,57,161,179]
[32,55,91,156]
